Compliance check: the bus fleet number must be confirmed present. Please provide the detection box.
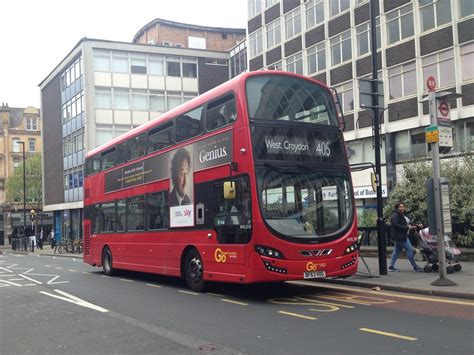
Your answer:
[316,142,331,157]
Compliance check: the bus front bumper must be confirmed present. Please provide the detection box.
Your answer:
[247,251,358,283]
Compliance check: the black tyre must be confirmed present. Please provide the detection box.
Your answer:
[102,246,115,276]
[184,249,206,292]
[432,263,439,272]
[454,264,462,272]
[423,265,432,273]
[446,265,454,274]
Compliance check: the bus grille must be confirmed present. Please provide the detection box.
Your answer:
[299,249,333,257]
[84,224,91,256]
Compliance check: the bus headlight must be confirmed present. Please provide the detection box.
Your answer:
[255,245,285,259]
[344,242,359,255]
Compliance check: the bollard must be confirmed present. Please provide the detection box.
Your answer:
[31,240,35,252]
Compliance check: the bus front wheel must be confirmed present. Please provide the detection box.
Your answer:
[102,246,115,276]
[184,249,206,292]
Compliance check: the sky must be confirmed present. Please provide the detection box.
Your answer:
[0,0,247,109]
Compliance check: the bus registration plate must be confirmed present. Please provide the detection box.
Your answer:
[304,270,326,279]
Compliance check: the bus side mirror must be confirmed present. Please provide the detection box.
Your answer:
[224,181,236,200]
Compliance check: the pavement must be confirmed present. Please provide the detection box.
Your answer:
[1,244,473,300]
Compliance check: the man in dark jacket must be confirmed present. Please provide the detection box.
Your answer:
[389,202,423,272]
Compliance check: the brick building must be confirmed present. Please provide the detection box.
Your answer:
[0,104,51,244]
[133,18,246,52]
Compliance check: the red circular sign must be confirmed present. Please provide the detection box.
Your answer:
[427,76,436,91]
[439,101,449,117]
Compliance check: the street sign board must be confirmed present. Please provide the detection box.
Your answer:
[359,78,384,109]
[437,100,450,119]
[425,125,439,143]
[438,121,453,148]
[426,76,436,92]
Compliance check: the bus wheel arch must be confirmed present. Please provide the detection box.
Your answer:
[102,245,115,276]
[182,246,206,292]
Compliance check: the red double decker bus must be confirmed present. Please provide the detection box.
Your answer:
[83,71,358,291]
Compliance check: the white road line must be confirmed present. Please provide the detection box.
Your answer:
[206,292,224,297]
[68,269,77,272]
[277,311,317,320]
[0,280,22,287]
[178,290,199,296]
[120,278,134,282]
[40,289,109,313]
[221,299,248,306]
[0,267,13,273]
[146,283,162,288]
[18,274,42,284]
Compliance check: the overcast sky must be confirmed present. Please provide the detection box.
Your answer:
[0,0,247,109]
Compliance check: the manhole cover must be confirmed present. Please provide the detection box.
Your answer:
[198,344,222,352]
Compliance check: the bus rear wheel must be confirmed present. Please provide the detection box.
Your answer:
[184,249,206,292]
[102,246,115,276]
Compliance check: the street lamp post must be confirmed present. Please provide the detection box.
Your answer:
[17,141,27,250]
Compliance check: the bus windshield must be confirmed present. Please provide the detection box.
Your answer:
[256,167,352,241]
[246,75,338,126]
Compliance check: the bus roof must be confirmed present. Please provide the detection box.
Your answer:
[86,70,329,158]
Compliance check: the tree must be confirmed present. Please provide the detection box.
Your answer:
[384,155,474,246]
[5,154,42,210]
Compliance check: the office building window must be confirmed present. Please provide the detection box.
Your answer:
[249,29,263,58]
[461,43,474,82]
[248,0,262,18]
[422,48,455,90]
[307,42,326,74]
[149,57,164,75]
[330,0,350,17]
[285,7,302,39]
[114,89,130,110]
[356,19,381,57]
[420,0,451,32]
[265,0,278,7]
[131,90,147,111]
[266,19,281,49]
[94,52,110,72]
[29,139,36,152]
[112,55,129,73]
[150,91,165,112]
[131,56,147,74]
[330,30,351,66]
[13,157,20,169]
[166,59,181,77]
[167,92,182,110]
[267,61,282,70]
[95,89,112,109]
[459,0,474,18]
[386,4,414,45]
[306,0,324,29]
[183,62,197,78]
[286,52,303,75]
[334,81,354,113]
[388,61,416,99]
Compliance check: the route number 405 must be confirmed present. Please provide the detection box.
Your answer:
[316,142,331,156]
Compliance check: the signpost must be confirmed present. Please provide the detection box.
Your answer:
[425,77,457,286]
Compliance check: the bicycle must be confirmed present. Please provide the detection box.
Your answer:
[54,240,67,254]
[72,239,83,254]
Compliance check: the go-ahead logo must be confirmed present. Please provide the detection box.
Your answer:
[306,261,326,271]
[215,248,237,263]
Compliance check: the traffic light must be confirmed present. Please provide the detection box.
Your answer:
[30,209,36,221]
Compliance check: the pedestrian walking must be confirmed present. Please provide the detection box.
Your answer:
[39,228,44,250]
[389,202,423,272]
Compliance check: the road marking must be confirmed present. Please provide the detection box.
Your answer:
[55,267,63,270]
[291,281,474,307]
[40,289,109,313]
[82,272,92,275]
[0,279,22,287]
[359,328,417,341]
[179,290,199,296]
[206,292,224,297]
[120,278,134,282]
[0,267,13,273]
[146,283,162,288]
[68,269,77,272]
[101,275,110,278]
[221,299,248,306]
[278,311,317,320]
[296,297,355,309]
[18,274,42,284]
